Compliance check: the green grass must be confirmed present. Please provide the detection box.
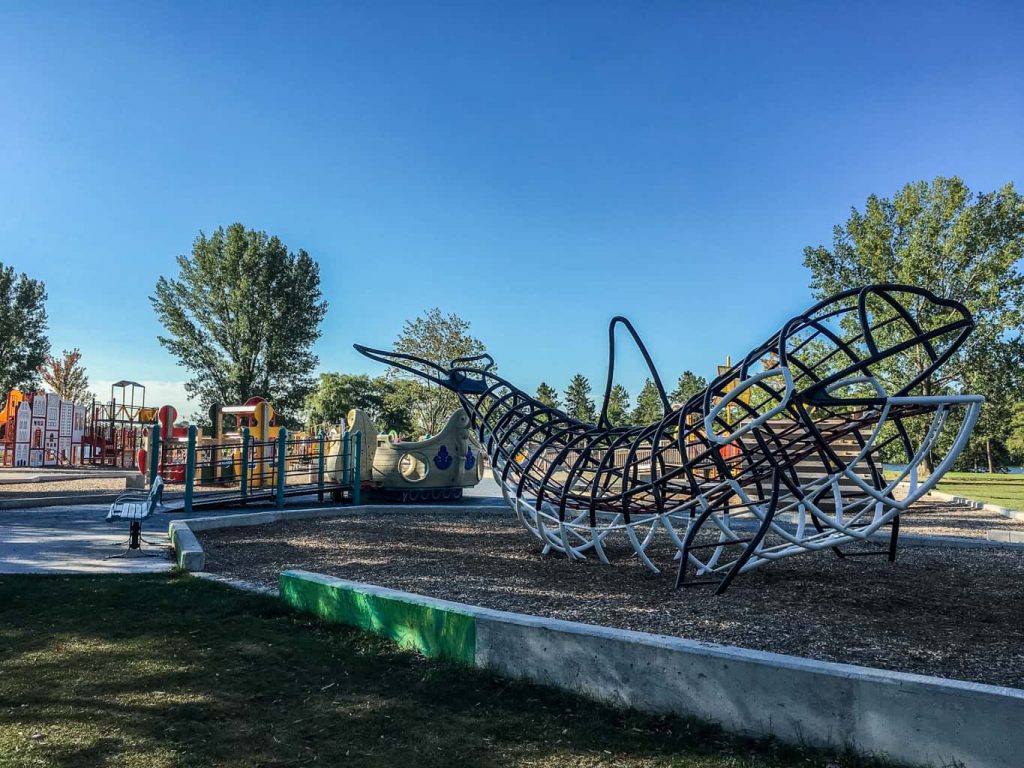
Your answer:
[931,471,1024,510]
[0,574,903,768]
[883,469,1024,511]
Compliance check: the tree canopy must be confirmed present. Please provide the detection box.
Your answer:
[151,224,327,424]
[670,371,707,407]
[605,383,631,426]
[38,348,91,404]
[564,374,596,423]
[803,177,1024,469]
[632,378,664,424]
[0,263,48,395]
[535,382,561,410]
[390,308,486,435]
[304,373,413,436]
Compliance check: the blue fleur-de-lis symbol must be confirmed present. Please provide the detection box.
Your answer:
[434,445,452,470]
[464,447,476,471]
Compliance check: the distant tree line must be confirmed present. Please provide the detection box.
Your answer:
[536,369,709,427]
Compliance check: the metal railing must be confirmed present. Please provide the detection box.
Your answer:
[148,425,362,513]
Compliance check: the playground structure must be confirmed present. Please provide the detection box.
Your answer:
[139,398,485,511]
[0,381,152,468]
[143,416,365,513]
[0,374,483,510]
[357,284,984,594]
[0,389,87,467]
[139,397,282,486]
[327,408,484,502]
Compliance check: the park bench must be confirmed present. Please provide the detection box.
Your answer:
[105,476,166,558]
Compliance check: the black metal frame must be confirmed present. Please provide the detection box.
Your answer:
[357,284,979,593]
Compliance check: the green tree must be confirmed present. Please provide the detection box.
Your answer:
[632,378,664,423]
[38,348,91,404]
[958,338,1024,472]
[535,382,561,410]
[151,224,327,425]
[0,263,49,395]
[803,177,1024,468]
[564,374,596,423]
[391,308,486,435]
[304,373,413,436]
[670,370,707,407]
[605,384,631,426]
[1006,402,1024,464]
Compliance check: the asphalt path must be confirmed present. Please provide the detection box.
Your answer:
[0,476,508,574]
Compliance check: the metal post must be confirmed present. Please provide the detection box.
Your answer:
[148,424,160,486]
[240,426,250,504]
[276,428,287,510]
[342,431,350,487]
[317,430,326,504]
[184,425,197,514]
[352,430,361,506]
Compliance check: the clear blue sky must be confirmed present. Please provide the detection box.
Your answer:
[2,1,1022,413]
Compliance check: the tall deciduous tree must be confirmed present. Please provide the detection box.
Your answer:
[1006,402,1024,464]
[535,382,561,409]
[958,338,1024,472]
[38,348,91,404]
[564,374,596,423]
[803,177,1024,468]
[670,371,708,407]
[390,308,486,435]
[0,263,49,395]
[151,224,327,424]
[304,373,413,436]
[605,383,631,426]
[632,378,664,423]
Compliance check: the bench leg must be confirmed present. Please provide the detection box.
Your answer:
[105,521,166,560]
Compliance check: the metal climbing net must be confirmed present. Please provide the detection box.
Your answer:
[357,284,982,593]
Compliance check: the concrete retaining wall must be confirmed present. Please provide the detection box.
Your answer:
[281,570,476,663]
[280,568,1024,768]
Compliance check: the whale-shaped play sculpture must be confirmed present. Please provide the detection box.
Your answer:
[357,285,982,593]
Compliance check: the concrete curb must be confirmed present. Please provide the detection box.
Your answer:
[168,521,205,570]
[874,531,1024,549]
[986,529,1024,544]
[168,504,511,571]
[279,568,1024,768]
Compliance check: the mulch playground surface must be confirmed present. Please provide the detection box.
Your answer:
[199,501,1024,689]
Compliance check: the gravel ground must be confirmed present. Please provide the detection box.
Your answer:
[864,495,1018,538]
[200,499,1024,688]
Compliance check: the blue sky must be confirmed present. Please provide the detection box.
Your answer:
[2,1,1022,413]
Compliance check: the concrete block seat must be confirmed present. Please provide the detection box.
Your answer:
[105,476,167,558]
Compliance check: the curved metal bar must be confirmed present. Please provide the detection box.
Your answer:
[598,316,671,428]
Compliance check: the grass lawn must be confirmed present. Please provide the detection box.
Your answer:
[930,471,1024,510]
[0,574,900,768]
[883,469,1024,510]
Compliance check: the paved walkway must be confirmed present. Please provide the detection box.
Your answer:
[0,477,508,575]
[0,505,206,574]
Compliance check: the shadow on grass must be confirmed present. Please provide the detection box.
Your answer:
[0,573,904,767]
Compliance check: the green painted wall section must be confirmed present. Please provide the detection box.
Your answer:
[279,571,476,665]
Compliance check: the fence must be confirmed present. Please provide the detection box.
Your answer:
[147,425,362,513]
